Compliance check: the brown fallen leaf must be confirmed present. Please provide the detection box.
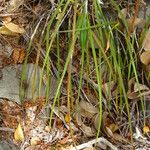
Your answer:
[12,48,20,64]
[18,48,25,63]
[143,29,150,51]
[102,81,117,99]
[12,48,25,64]
[127,78,150,99]
[143,126,150,134]
[59,136,69,145]
[79,100,99,118]
[112,133,129,143]
[75,111,96,137]
[127,17,144,32]
[0,26,18,35]
[30,137,41,146]
[3,16,12,23]
[140,51,150,65]
[7,0,24,12]
[65,113,71,123]
[3,22,25,34]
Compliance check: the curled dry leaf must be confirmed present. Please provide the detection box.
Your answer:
[75,111,96,137]
[106,127,114,137]
[102,81,117,99]
[112,133,129,143]
[105,124,119,138]
[81,123,95,137]
[140,51,150,65]
[94,113,101,130]
[109,123,119,133]
[94,111,108,131]
[94,111,121,141]
[79,100,99,118]
[127,78,150,99]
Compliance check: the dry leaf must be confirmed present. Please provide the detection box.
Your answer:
[59,136,69,145]
[30,137,41,146]
[127,17,143,30]
[12,48,25,64]
[14,123,24,142]
[134,82,149,92]
[82,123,95,137]
[45,126,51,132]
[3,22,25,34]
[109,123,119,133]
[143,126,150,134]
[0,26,17,35]
[127,17,142,27]
[94,111,108,131]
[7,0,24,12]
[79,100,99,117]
[140,51,150,65]
[143,29,150,51]
[106,126,114,137]
[75,111,96,137]
[65,113,71,123]
[127,78,150,99]
[94,113,100,130]
[112,133,129,143]
[3,16,12,23]
[118,8,128,19]
[18,48,25,63]
[102,81,117,99]
[12,48,20,64]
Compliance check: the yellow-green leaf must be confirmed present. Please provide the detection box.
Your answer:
[14,123,24,142]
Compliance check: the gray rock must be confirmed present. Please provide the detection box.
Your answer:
[0,64,57,104]
[0,140,17,150]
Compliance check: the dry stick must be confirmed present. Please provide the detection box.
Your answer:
[71,137,118,150]
[0,127,14,132]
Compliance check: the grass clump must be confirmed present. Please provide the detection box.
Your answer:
[20,0,150,146]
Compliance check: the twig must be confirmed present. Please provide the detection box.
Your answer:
[0,127,14,132]
[71,137,118,150]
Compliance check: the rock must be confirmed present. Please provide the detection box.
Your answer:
[0,64,57,104]
[0,140,17,150]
